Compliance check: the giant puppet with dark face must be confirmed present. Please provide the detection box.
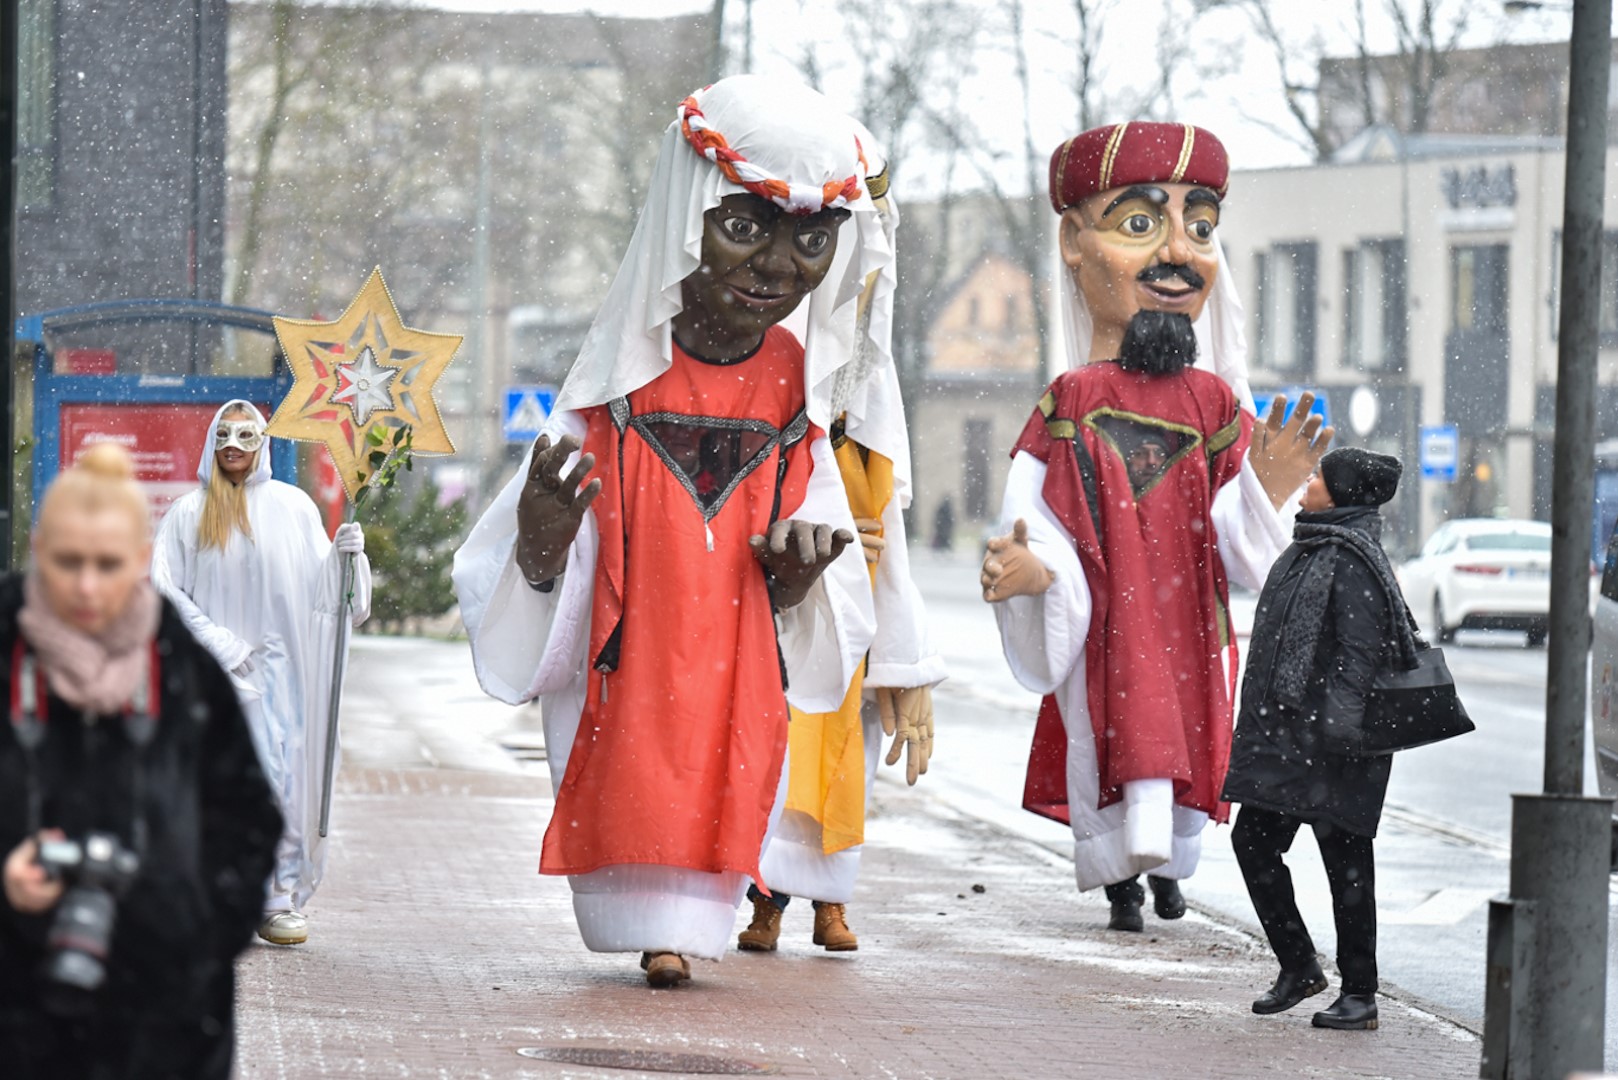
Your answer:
[453,76,885,988]
[981,122,1331,933]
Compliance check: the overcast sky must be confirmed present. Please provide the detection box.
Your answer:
[404,0,1578,184]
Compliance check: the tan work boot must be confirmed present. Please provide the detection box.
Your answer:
[738,895,783,952]
[812,902,858,952]
[639,951,690,987]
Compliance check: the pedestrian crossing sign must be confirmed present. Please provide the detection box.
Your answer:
[502,385,555,443]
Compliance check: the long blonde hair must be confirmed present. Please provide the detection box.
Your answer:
[198,405,257,551]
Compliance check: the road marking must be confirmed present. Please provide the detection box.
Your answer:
[1382,887,1497,925]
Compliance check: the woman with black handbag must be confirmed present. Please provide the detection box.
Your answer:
[1221,447,1416,1032]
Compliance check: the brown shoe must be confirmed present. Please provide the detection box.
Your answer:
[738,895,783,952]
[812,902,858,952]
[639,951,690,987]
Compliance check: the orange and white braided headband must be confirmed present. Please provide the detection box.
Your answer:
[678,95,867,215]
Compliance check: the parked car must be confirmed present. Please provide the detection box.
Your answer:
[1397,518,1552,646]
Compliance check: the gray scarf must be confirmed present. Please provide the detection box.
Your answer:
[1270,507,1419,709]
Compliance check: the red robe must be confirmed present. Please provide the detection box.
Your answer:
[1013,362,1250,825]
[543,326,819,880]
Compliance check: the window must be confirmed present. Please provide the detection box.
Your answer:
[1342,239,1407,371]
[1253,241,1317,374]
[1548,231,1618,345]
[17,0,55,210]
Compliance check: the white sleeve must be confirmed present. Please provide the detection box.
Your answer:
[864,488,947,690]
[989,452,1091,696]
[150,498,251,671]
[304,494,373,627]
[1213,457,1296,592]
[774,433,878,714]
[451,411,594,705]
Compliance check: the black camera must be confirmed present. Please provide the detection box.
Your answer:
[35,832,140,1012]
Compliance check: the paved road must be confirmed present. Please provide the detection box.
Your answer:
[907,546,1614,1058]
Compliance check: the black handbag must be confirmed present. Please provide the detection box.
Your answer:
[1349,607,1475,756]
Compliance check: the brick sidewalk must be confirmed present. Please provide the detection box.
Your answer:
[236,763,1480,1079]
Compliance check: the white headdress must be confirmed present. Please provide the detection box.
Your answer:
[1054,237,1256,413]
[553,75,893,427]
[824,121,914,505]
[196,399,273,486]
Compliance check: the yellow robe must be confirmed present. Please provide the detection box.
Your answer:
[784,436,894,854]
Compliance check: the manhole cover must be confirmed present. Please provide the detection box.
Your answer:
[516,1046,777,1074]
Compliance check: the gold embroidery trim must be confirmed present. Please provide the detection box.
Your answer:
[1206,412,1242,455]
[1170,125,1196,183]
[1098,122,1129,192]
[1053,137,1076,207]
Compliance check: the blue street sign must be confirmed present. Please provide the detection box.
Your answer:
[1419,424,1460,482]
[502,385,555,443]
[1252,387,1330,430]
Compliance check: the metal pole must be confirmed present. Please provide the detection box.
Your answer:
[1484,2,1615,1075]
[1,0,18,572]
[1543,0,1609,795]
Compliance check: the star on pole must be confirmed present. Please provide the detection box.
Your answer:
[268,267,460,500]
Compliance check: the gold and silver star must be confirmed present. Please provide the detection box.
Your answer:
[268,267,460,500]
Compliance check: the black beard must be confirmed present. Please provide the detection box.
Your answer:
[1116,310,1198,375]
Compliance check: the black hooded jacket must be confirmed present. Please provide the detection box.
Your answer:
[1221,506,1402,837]
[0,573,283,1079]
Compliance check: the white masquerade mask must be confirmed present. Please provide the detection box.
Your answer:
[215,420,265,454]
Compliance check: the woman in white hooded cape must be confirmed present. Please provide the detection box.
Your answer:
[151,399,370,945]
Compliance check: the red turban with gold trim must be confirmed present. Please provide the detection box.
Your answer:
[1048,121,1229,214]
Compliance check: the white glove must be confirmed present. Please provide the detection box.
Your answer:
[230,653,256,679]
[334,522,365,555]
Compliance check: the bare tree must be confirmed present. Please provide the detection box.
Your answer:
[1208,0,1485,161]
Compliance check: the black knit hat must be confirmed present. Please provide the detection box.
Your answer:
[1320,447,1402,508]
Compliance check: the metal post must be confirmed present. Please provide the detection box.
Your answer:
[1,0,18,572]
[1487,1,1615,1075]
[1544,0,1610,794]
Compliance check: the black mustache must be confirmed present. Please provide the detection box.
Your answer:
[1137,263,1206,290]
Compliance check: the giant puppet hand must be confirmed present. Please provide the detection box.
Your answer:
[980,519,1055,602]
[853,516,886,566]
[514,434,602,587]
[749,519,854,612]
[877,685,933,785]
[1248,390,1334,511]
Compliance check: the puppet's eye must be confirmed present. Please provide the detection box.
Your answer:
[720,216,763,242]
[1189,219,1215,242]
[1122,213,1156,236]
[795,228,832,256]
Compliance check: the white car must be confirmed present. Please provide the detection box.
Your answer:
[1398,518,1552,646]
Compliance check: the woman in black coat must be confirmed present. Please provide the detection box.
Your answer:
[0,445,283,1079]
[1222,447,1412,1032]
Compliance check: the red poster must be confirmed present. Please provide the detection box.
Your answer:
[58,403,271,522]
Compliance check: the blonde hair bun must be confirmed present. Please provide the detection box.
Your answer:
[74,442,138,481]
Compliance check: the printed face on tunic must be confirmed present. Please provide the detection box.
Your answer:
[1059,182,1221,340]
[676,193,850,357]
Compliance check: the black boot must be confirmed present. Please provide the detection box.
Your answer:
[1147,875,1186,920]
[1312,992,1378,1030]
[1104,878,1144,932]
[1251,962,1328,1015]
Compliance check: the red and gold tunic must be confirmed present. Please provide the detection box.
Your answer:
[1014,362,1250,824]
[542,326,819,880]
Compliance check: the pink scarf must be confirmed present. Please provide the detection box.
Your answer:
[17,573,162,714]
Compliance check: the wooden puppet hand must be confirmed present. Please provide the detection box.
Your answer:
[854,516,886,566]
[878,685,934,785]
[514,434,601,587]
[749,519,854,611]
[1248,390,1334,510]
[980,519,1054,602]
